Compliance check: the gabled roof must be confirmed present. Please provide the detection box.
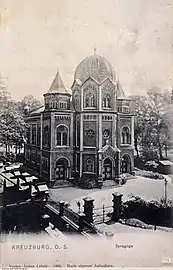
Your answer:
[99,141,120,153]
[102,143,121,153]
[48,70,69,94]
[30,106,45,115]
[159,160,173,166]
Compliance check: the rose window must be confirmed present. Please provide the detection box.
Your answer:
[87,129,95,138]
[103,129,110,139]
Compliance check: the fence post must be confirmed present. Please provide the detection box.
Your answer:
[83,197,94,223]
[41,214,50,228]
[103,205,105,223]
[112,192,123,221]
[78,213,86,232]
[59,201,65,217]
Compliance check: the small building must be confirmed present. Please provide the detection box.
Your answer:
[158,160,173,175]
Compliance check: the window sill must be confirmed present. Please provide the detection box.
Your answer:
[55,145,69,148]
[84,107,96,109]
[83,146,96,149]
[83,172,96,174]
[120,144,131,146]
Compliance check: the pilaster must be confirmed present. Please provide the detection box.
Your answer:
[112,114,117,148]
[98,114,102,149]
[98,86,102,149]
[70,112,73,149]
[40,113,43,178]
[81,86,84,111]
[99,85,102,110]
[131,115,134,147]
[80,114,83,177]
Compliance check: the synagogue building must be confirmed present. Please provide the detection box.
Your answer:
[24,52,135,187]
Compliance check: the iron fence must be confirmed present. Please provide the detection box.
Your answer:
[93,205,113,225]
[63,206,79,225]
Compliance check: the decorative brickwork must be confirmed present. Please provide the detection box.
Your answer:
[24,53,134,187]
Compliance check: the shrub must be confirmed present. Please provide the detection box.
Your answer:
[141,149,159,163]
[123,195,173,227]
[144,160,159,172]
[120,175,127,185]
[80,179,97,189]
[74,175,97,189]
[135,170,164,180]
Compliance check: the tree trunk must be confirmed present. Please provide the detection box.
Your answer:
[159,146,163,160]
[15,143,17,154]
[5,144,8,155]
[134,137,139,158]
[165,145,168,158]
[7,143,10,153]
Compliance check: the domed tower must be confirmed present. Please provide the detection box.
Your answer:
[72,51,122,187]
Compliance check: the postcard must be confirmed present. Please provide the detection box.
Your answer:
[0,0,173,269]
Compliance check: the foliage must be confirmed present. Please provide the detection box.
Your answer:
[123,195,173,227]
[0,76,42,154]
[19,95,43,114]
[131,87,172,161]
[121,218,152,229]
[135,170,164,180]
[76,177,97,189]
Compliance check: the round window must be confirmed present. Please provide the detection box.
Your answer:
[87,129,95,138]
[103,129,110,139]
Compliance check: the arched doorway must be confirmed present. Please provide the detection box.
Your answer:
[121,155,131,173]
[55,158,69,180]
[103,158,113,180]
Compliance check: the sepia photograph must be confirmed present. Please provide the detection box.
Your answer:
[0,0,173,268]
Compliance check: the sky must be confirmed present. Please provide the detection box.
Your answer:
[0,0,173,101]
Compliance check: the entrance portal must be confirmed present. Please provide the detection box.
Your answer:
[121,155,131,173]
[55,158,69,180]
[103,158,112,180]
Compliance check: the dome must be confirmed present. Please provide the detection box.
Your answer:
[74,53,116,84]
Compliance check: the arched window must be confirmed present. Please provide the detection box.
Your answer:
[121,126,131,144]
[59,102,67,109]
[52,101,57,109]
[75,95,79,110]
[27,126,31,143]
[121,155,131,173]
[103,94,111,108]
[32,125,37,145]
[56,125,68,146]
[43,125,49,146]
[85,159,94,172]
[86,93,95,107]
[102,129,110,145]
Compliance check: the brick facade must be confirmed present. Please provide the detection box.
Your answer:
[24,53,135,187]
